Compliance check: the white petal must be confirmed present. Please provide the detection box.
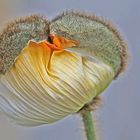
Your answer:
[0,40,114,126]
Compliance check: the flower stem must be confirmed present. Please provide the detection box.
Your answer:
[81,110,96,140]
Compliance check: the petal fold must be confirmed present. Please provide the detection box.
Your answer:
[0,39,114,126]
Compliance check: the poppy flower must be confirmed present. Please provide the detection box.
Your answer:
[0,11,128,126]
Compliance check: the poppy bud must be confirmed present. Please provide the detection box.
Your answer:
[0,11,128,126]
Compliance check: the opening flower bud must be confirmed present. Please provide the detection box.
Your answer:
[0,11,128,126]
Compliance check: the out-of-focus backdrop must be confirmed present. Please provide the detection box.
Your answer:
[0,0,139,140]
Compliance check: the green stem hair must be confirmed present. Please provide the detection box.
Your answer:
[81,110,96,140]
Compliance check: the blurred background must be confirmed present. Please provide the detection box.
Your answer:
[0,0,139,140]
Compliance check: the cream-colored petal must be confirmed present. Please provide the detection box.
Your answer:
[0,40,114,126]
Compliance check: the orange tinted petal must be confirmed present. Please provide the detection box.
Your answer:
[50,35,78,50]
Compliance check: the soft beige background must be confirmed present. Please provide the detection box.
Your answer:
[0,0,139,140]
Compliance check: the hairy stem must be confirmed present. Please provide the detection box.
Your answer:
[81,110,96,140]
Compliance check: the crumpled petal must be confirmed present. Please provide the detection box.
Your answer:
[0,39,114,126]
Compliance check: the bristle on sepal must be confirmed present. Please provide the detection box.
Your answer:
[0,15,49,74]
[50,10,128,78]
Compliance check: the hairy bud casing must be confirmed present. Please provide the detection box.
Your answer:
[0,15,49,74]
[50,11,128,78]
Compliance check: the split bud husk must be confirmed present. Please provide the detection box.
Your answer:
[50,11,128,78]
[0,15,49,74]
[0,11,128,126]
